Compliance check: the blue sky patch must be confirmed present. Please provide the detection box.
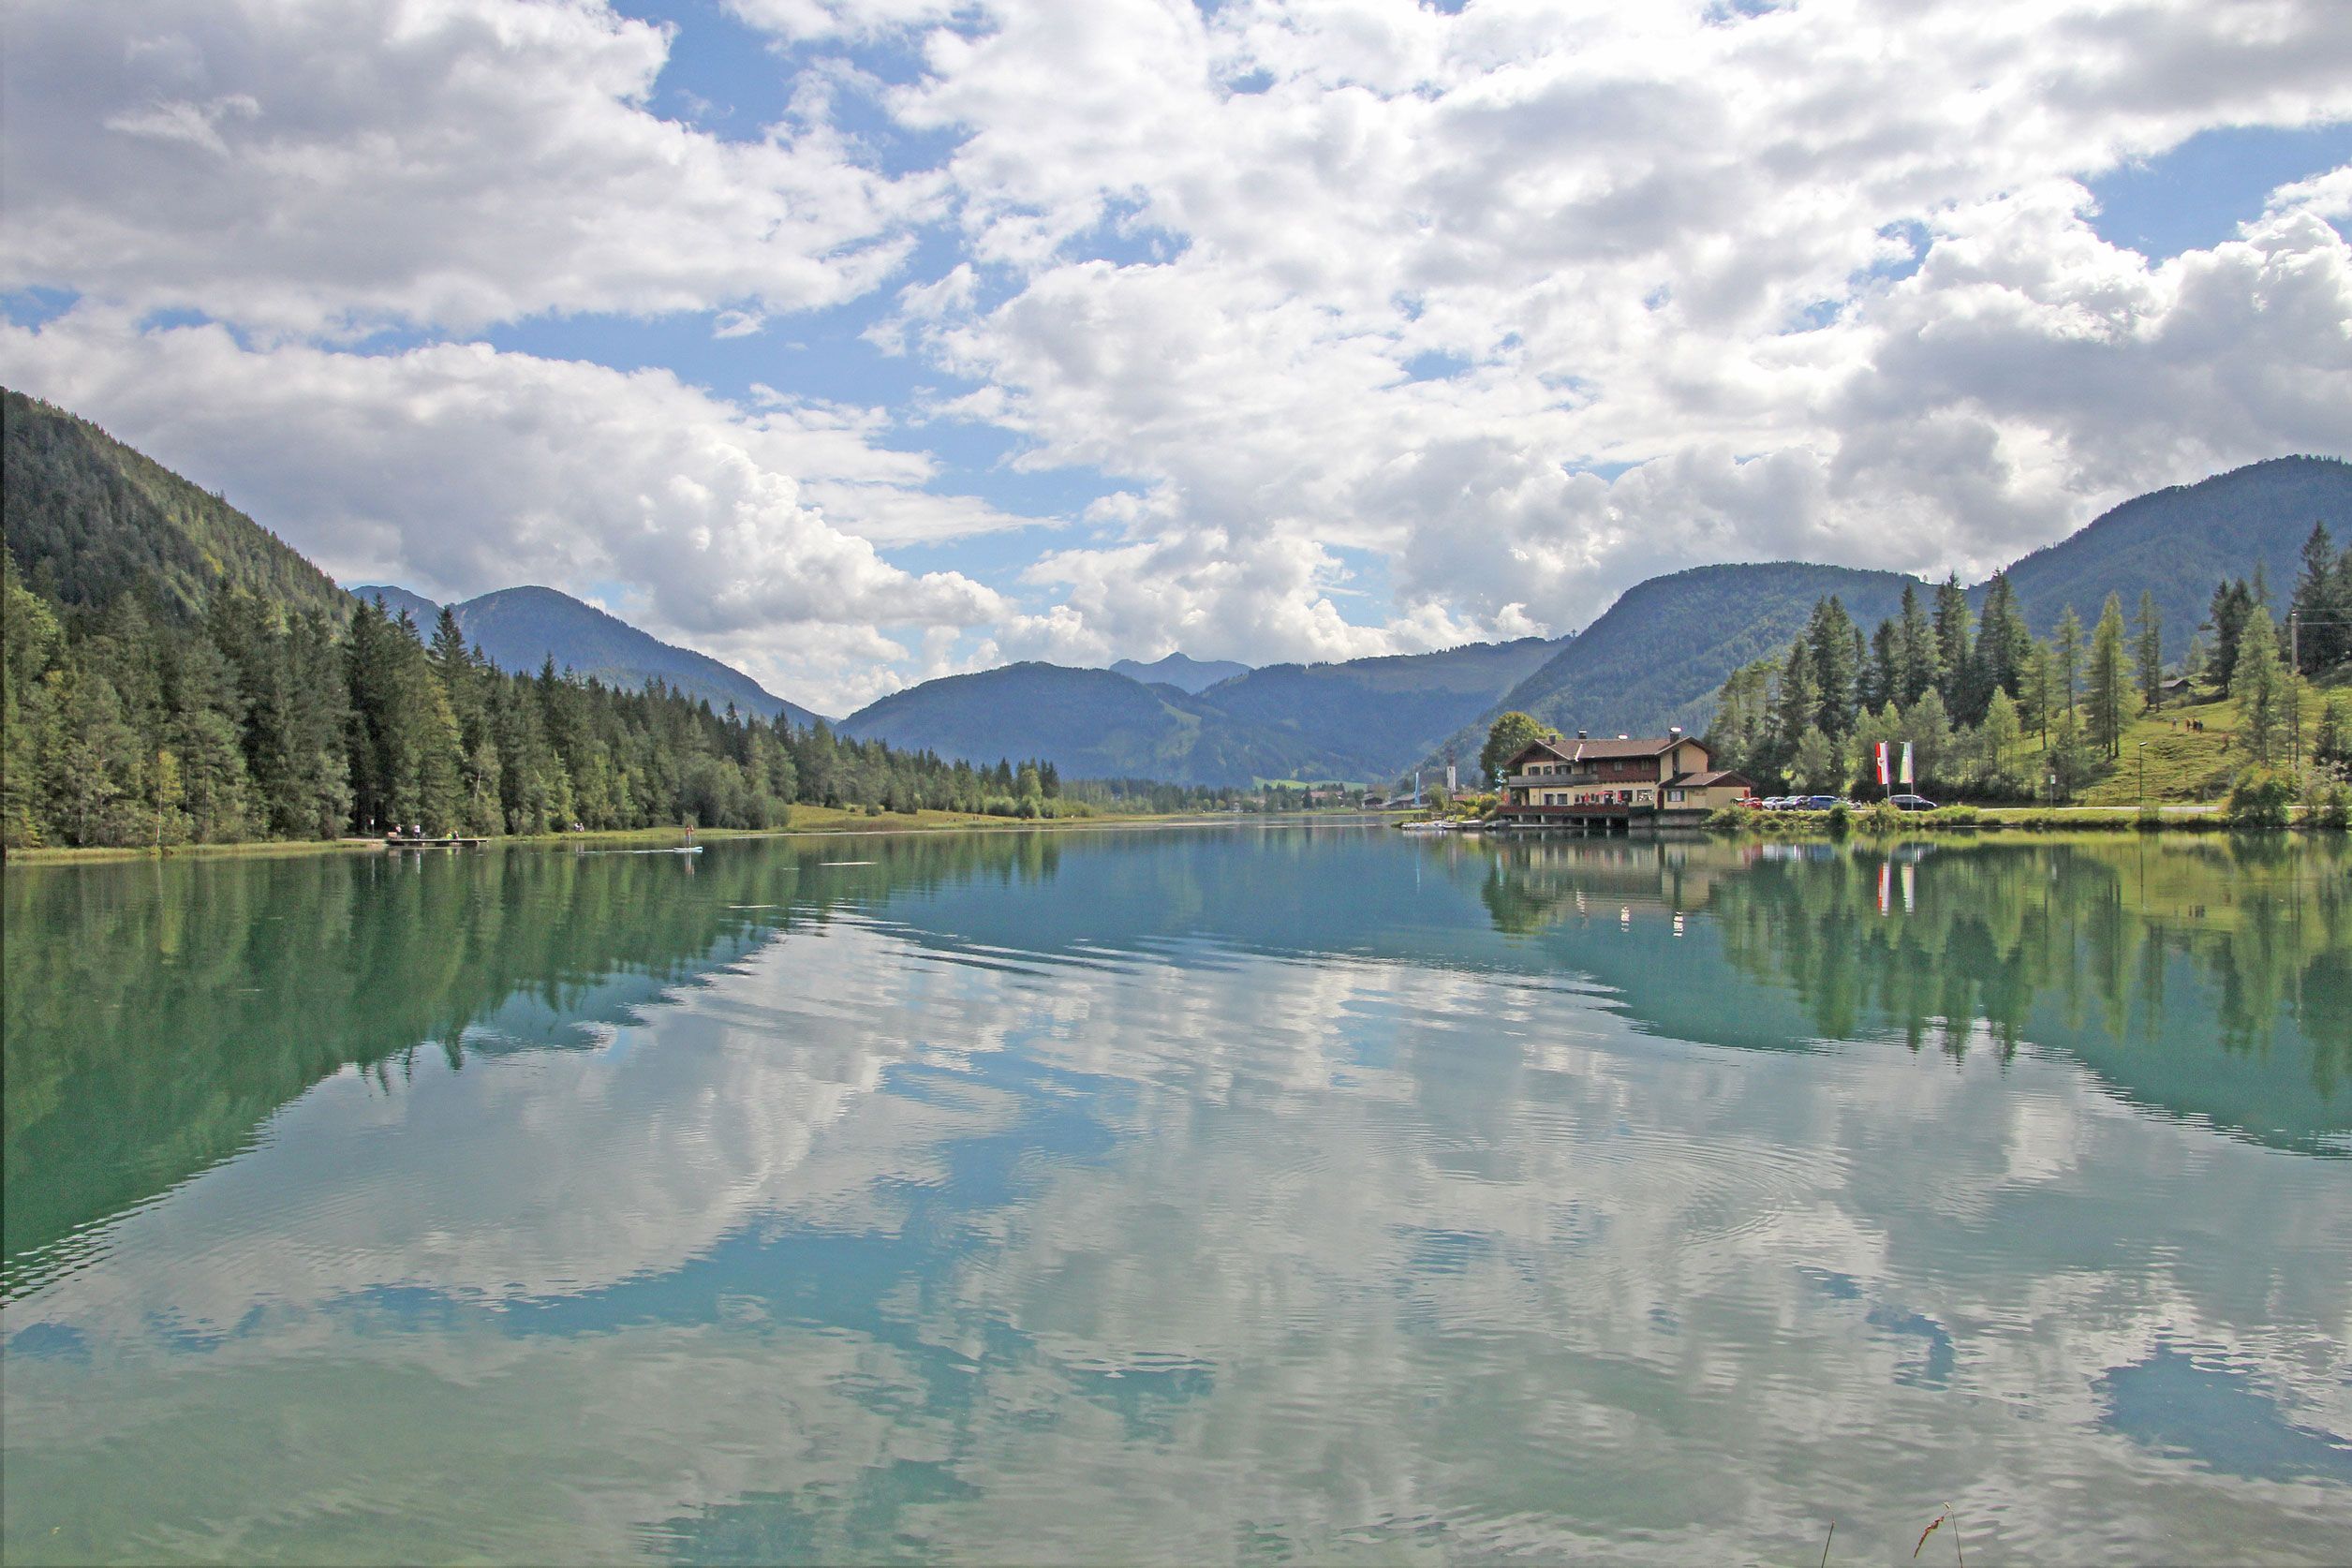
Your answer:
[2085,122,2352,261]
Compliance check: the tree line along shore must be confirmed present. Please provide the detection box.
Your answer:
[2,560,1265,857]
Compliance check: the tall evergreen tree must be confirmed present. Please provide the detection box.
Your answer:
[2052,606,2084,721]
[1896,583,1939,707]
[1932,573,1973,713]
[2086,593,2132,759]
[2207,578,2254,693]
[1769,633,1818,773]
[2290,521,2347,673]
[2237,603,2286,765]
[2134,590,2164,709]
[1975,571,2034,703]
[1866,619,1898,715]
[1806,597,1861,738]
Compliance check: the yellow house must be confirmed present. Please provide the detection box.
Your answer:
[1494,729,1753,824]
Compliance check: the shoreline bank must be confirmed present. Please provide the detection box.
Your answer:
[1,809,1412,868]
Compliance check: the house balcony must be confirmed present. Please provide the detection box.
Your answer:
[1504,771,1600,790]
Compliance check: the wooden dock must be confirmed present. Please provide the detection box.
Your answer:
[380,836,487,848]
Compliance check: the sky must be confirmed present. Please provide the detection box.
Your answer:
[4,0,2349,716]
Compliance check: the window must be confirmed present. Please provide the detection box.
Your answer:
[1667,789,1684,803]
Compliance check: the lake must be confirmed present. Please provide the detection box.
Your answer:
[4,826,2348,1563]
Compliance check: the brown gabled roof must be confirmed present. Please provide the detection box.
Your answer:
[1502,734,1577,767]
[1502,732,1711,770]
[1672,769,1753,788]
[1567,735,1685,760]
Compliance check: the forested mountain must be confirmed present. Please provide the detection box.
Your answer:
[840,663,1334,786]
[1108,651,1251,693]
[2,403,1090,851]
[3,390,348,623]
[1419,564,1920,781]
[846,638,1568,784]
[1195,636,1568,777]
[1995,456,2352,647]
[351,584,825,728]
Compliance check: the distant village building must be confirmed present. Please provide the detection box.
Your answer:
[1491,729,1753,828]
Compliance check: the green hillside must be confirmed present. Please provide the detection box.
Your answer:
[1995,455,2352,648]
[2,389,348,622]
[1420,562,1922,782]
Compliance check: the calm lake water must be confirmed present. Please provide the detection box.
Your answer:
[5,826,2349,1564]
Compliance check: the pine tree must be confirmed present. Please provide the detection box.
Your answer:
[1866,620,1898,715]
[2086,593,2132,759]
[1807,597,1861,738]
[2237,604,2286,765]
[1933,574,1973,713]
[2134,590,2163,709]
[1974,571,2034,703]
[1792,725,1839,792]
[2052,607,2084,722]
[1704,663,1773,776]
[2022,643,2056,744]
[2290,521,2347,673]
[1980,687,2024,795]
[1897,583,1939,707]
[2207,579,2253,692]
[1769,634,1818,777]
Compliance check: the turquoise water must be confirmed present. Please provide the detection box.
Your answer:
[5,827,2348,1562]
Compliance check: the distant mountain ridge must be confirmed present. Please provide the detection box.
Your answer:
[1194,637,1568,778]
[1108,651,1251,693]
[348,583,826,727]
[842,637,1568,785]
[840,663,1327,785]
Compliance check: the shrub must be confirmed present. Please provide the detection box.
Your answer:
[2304,780,2351,832]
[1859,800,1904,834]
[1923,805,1982,828]
[1826,802,1852,836]
[2136,805,2165,832]
[2226,769,2294,830]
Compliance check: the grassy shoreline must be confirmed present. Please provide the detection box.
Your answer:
[1694,802,2341,836]
[0,807,1398,867]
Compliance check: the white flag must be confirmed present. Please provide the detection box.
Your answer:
[1900,741,1915,786]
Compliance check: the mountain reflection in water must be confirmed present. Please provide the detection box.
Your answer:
[3,826,2346,1564]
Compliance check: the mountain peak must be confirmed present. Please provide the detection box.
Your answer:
[1108,650,1252,694]
[343,581,829,727]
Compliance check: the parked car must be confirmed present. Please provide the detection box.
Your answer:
[1888,793,1938,811]
[1766,796,1800,810]
[1802,795,1844,810]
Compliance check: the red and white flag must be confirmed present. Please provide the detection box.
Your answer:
[1875,741,1890,787]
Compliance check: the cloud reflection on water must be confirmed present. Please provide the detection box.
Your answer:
[3,830,2347,1563]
